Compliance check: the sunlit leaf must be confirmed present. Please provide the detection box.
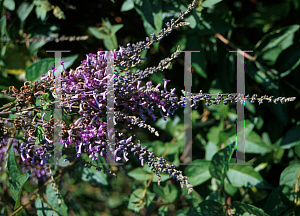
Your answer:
[185,159,212,186]
[3,0,15,11]
[121,0,135,12]
[226,165,273,189]
[279,163,300,188]
[202,0,223,8]
[45,184,69,216]
[17,2,34,22]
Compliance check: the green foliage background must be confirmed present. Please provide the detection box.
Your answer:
[0,0,300,215]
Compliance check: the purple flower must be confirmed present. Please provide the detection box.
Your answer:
[163,78,170,92]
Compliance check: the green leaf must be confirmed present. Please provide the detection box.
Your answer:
[105,19,120,50]
[121,0,135,12]
[81,166,108,185]
[163,184,178,203]
[246,59,280,89]
[206,120,224,144]
[295,143,300,158]
[279,163,300,188]
[205,190,220,203]
[17,2,34,22]
[26,58,54,81]
[224,181,238,196]
[145,190,156,207]
[209,142,235,184]
[135,0,162,51]
[202,0,223,8]
[128,188,146,212]
[107,194,127,209]
[35,6,48,21]
[34,0,51,21]
[34,125,44,145]
[205,141,218,161]
[185,159,212,187]
[36,197,59,216]
[225,165,273,189]
[232,201,270,216]
[134,0,156,29]
[255,25,300,55]
[3,0,15,11]
[274,42,300,76]
[185,14,197,29]
[89,18,122,50]
[11,170,32,210]
[164,141,181,155]
[263,186,289,216]
[244,131,273,154]
[176,208,190,216]
[189,200,225,216]
[278,185,298,207]
[7,146,22,181]
[26,54,78,81]
[128,167,152,181]
[45,184,68,216]
[245,99,256,114]
[103,37,117,50]
[280,125,300,149]
[88,27,109,39]
[42,92,50,102]
[23,180,37,193]
[0,16,7,38]
[259,34,294,65]
[110,24,124,35]
[197,12,233,35]
[158,205,169,215]
[29,39,47,54]
[153,183,165,199]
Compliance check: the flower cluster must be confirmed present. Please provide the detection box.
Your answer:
[0,0,296,194]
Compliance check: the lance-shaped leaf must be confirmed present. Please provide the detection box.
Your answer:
[254,25,300,55]
[26,54,78,81]
[7,146,22,181]
[280,125,300,149]
[11,170,32,210]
